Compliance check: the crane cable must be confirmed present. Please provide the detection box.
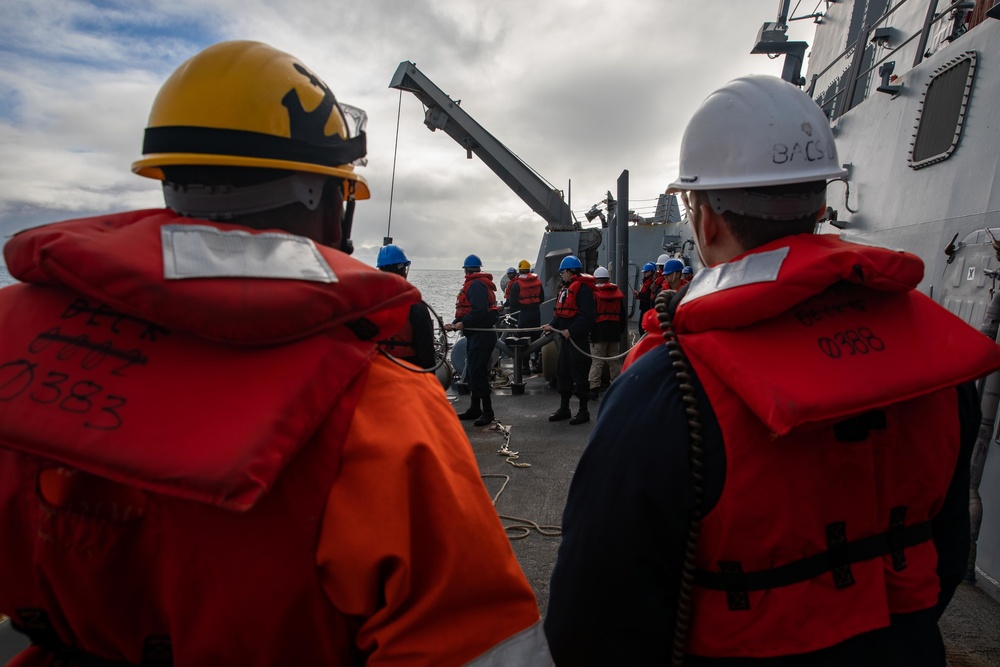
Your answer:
[386,89,403,240]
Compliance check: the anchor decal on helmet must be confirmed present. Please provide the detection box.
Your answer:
[283,63,342,144]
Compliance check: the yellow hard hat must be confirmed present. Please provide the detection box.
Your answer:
[518,260,531,271]
[132,41,369,199]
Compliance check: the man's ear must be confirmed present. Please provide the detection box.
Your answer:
[699,202,720,248]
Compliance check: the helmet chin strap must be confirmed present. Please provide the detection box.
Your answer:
[338,181,356,255]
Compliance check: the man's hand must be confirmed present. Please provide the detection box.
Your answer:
[543,324,568,339]
[444,322,464,332]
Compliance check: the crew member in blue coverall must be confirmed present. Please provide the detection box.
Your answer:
[446,254,499,427]
[542,255,595,426]
[376,244,435,369]
[545,75,999,666]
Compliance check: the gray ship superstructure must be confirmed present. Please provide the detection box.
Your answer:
[771,0,1000,601]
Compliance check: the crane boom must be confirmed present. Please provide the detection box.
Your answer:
[388,61,576,231]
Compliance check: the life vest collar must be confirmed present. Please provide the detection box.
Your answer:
[4,209,418,345]
[464,271,497,290]
[674,235,1000,435]
[677,234,923,335]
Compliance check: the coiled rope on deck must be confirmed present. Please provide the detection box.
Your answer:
[478,419,562,540]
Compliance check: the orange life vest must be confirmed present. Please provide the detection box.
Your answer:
[454,272,498,319]
[592,282,624,323]
[379,315,416,357]
[0,209,419,665]
[554,275,595,320]
[638,275,654,298]
[634,234,1000,658]
[514,273,543,307]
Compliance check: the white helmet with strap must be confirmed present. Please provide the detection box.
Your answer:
[668,75,847,220]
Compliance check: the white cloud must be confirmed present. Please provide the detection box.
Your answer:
[0,0,818,268]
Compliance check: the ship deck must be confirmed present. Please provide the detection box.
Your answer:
[449,371,591,619]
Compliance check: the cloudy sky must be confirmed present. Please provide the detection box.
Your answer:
[0,0,821,270]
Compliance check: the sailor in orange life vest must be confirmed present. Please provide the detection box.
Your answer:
[681,264,695,284]
[656,257,686,299]
[650,253,669,298]
[542,256,596,425]
[444,255,500,427]
[0,41,550,667]
[500,265,517,294]
[633,261,657,317]
[505,259,545,375]
[587,266,627,398]
[375,244,436,369]
[546,74,1000,665]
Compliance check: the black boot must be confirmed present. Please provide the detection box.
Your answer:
[549,395,572,421]
[458,397,482,420]
[474,396,495,426]
[569,398,590,425]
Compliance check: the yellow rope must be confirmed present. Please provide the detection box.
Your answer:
[479,421,562,540]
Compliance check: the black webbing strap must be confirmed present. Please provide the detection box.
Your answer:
[693,519,933,601]
[889,507,909,571]
[827,521,856,589]
[142,126,367,169]
[12,608,172,667]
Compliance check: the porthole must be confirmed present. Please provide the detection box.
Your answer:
[909,51,977,170]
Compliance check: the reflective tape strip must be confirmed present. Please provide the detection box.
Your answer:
[461,620,554,667]
[681,246,789,305]
[161,224,336,283]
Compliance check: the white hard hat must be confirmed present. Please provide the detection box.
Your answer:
[668,75,847,193]
[656,253,670,266]
[594,266,610,279]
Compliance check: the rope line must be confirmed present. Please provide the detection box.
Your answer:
[465,325,546,334]
[377,299,452,375]
[463,325,635,361]
[479,421,562,540]
[568,337,631,361]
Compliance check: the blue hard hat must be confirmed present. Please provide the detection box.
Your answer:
[376,244,410,268]
[682,266,694,275]
[663,259,685,274]
[463,254,483,269]
[559,255,583,271]
[642,262,656,272]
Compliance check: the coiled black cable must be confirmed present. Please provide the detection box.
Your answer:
[653,291,705,667]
